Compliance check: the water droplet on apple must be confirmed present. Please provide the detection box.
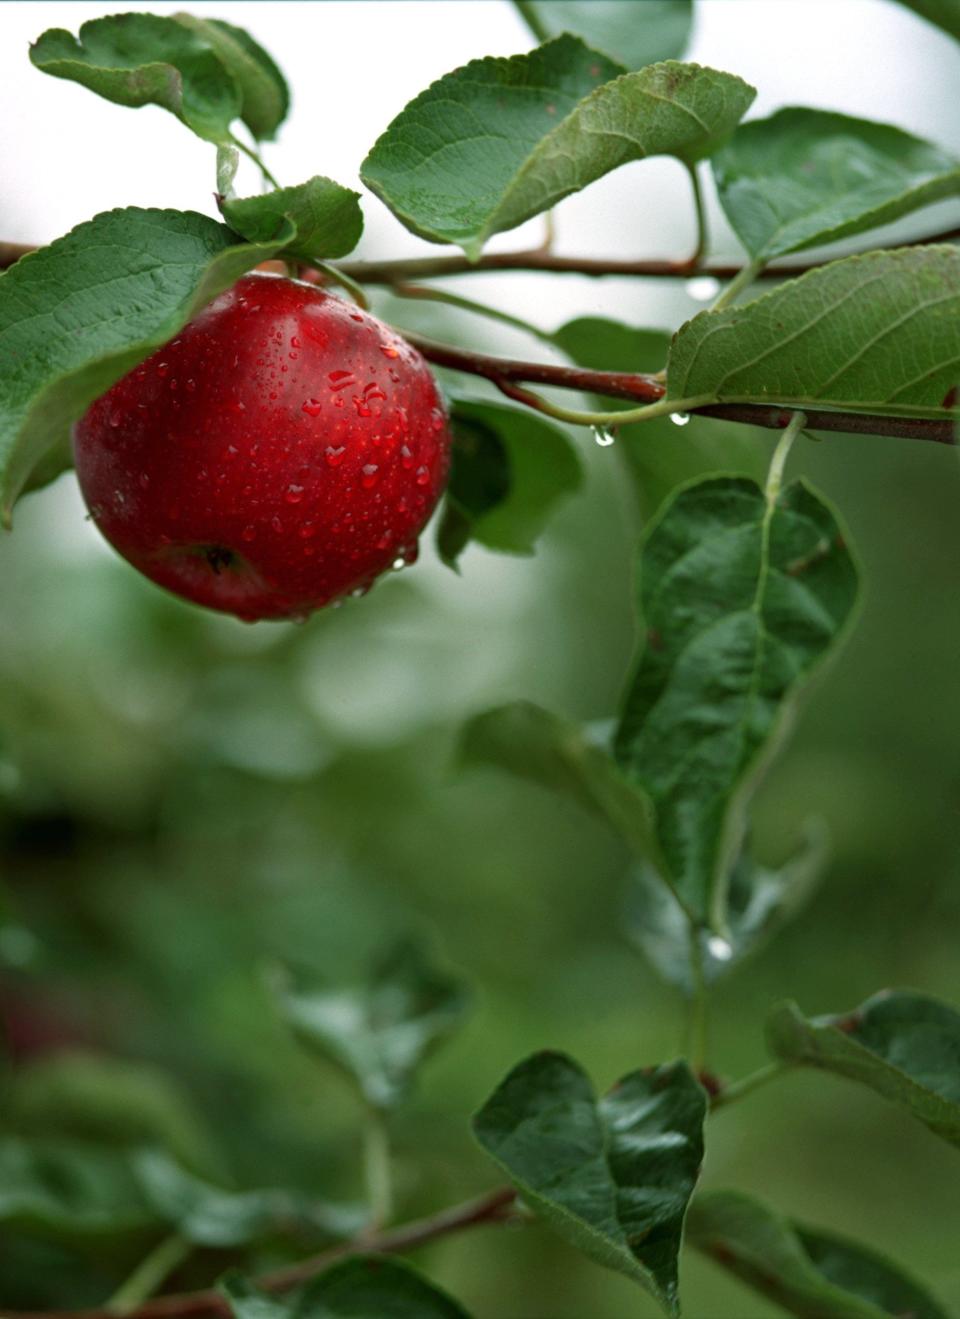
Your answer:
[156,362,169,378]
[299,522,316,539]
[325,445,346,467]
[430,410,445,431]
[138,472,150,489]
[361,463,379,488]
[285,484,305,504]
[302,398,324,417]
[291,336,302,349]
[242,525,256,542]
[353,398,373,418]
[380,344,400,359]
[271,516,283,533]
[415,465,430,486]
[349,313,364,323]
[225,445,239,460]
[400,445,414,469]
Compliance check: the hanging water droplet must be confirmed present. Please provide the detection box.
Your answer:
[391,556,406,571]
[706,935,734,961]
[592,425,616,447]
[671,412,690,427]
[685,275,721,301]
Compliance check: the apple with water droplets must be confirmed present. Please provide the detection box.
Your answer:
[73,274,452,621]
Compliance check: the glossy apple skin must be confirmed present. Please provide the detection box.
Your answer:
[73,274,451,621]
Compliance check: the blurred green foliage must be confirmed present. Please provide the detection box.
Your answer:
[2,376,960,1314]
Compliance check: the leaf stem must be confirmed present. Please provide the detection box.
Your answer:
[493,381,717,428]
[310,260,370,310]
[105,1236,192,1316]
[362,1106,393,1231]
[765,411,807,503]
[711,258,765,312]
[231,137,281,192]
[684,926,709,1072]
[389,282,555,346]
[710,1061,790,1110]
[684,162,708,268]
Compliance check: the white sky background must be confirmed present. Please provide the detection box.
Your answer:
[1,1,959,741]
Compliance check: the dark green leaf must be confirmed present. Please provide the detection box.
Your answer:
[688,1190,949,1318]
[220,178,364,261]
[220,1275,291,1319]
[361,38,754,259]
[173,13,289,141]
[30,14,241,144]
[0,206,293,520]
[894,0,960,41]
[0,1137,156,1238]
[713,107,960,261]
[767,991,960,1148]
[614,476,858,924]
[221,1258,472,1319]
[667,246,960,420]
[299,1257,472,1318]
[473,1052,706,1315]
[627,822,827,991]
[553,317,766,514]
[460,701,664,873]
[437,399,582,568]
[274,939,470,1110]
[516,1,693,69]
[134,1149,362,1247]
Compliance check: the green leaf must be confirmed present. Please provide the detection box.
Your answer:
[767,991,960,1148]
[894,0,960,41]
[667,246,960,420]
[0,206,293,521]
[222,1258,472,1319]
[687,1190,950,1319]
[172,13,289,141]
[219,1275,291,1319]
[515,2,693,69]
[30,13,241,144]
[274,939,471,1110]
[552,317,766,514]
[627,822,827,991]
[361,38,754,259]
[473,1052,706,1316]
[437,399,582,568]
[220,178,364,262]
[614,476,858,925]
[133,1149,362,1247]
[460,701,664,873]
[7,1051,217,1175]
[0,1137,157,1238]
[713,107,960,261]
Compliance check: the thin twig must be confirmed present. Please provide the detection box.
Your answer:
[402,332,958,444]
[0,1187,518,1319]
[3,226,960,278]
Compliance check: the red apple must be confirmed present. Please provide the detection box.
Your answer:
[73,274,452,621]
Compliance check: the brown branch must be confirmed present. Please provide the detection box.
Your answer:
[403,332,957,445]
[3,226,959,280]
[335,226,960,284]
[1,1187,517,1319]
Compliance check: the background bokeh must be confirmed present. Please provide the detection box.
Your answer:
[2,2,960,1315]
